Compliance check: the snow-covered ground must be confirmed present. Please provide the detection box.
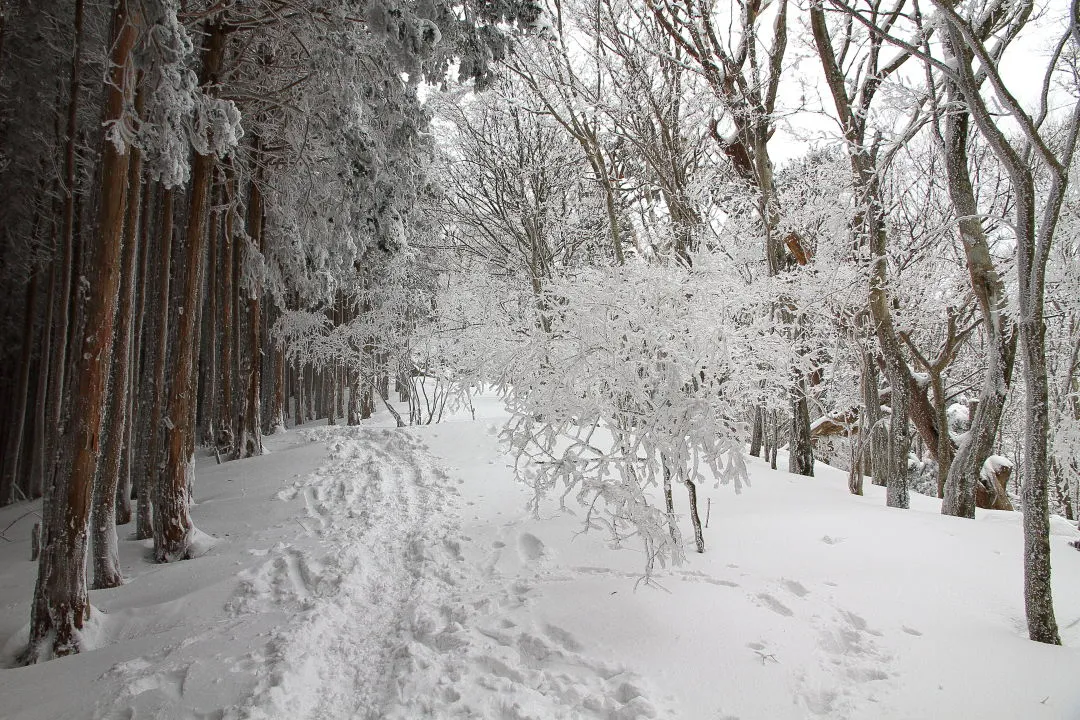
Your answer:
[2,393,1080,719]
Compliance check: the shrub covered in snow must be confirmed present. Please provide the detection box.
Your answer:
[485,260,795,571]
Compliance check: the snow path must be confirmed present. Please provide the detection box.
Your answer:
[199,425,657,720]
[224,427,448,719]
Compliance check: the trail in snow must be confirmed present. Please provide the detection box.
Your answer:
[219,425,661,720]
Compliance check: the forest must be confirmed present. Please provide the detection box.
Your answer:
[0,0,1077,671]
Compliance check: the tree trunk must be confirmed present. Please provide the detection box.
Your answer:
[1018,311,1060,644]
[200,183,220,448]
[91,123,144,589]
[124,179,154,526]
[884,365,912,509]
[348,370,362,425]
[265,303,287,434]
[788,371,814,476]
[218,169,236,458]
[155,20,226,563]
[684,474,705,553]
[30,259,57,500]
[749,405,763,457]
[27,0,137,660]
[940,101,1014,518]
[662,456,677,542]
[848,428,864,496]
[140,186,171,541]
[44,0,87,505]
[239,152,263,458]
[860,349,886,487]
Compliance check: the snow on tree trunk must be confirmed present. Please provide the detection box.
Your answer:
[884,366,911,510]
[662,455,678,543]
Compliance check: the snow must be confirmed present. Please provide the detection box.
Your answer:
[1,393,1080,719]
[947,402,970,430]
[982,454,1015,482]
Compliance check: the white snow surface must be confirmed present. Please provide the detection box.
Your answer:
[1,393,1080,719]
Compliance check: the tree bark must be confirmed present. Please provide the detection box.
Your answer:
[140,186,172,541]
[218,168,236,457]
[684,473,705,553]
[662,456,677,543]
[155,20,227,563]
[939,96,1014,518]
[91,119,144,589]
[788,370,814,477]
[27,0,137,660]
[749,405,763,458]
[44,0,87,504]
[239,147,264,458]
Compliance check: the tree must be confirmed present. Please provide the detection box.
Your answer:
[645,0,817,477]
[810,0,920,509]
[928,0,1079,645]
[26,0,139,660]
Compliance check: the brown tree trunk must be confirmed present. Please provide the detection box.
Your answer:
[117,177,152,526]
[155,20,226,563]
[91,123,144,589]
[27,0,137,660]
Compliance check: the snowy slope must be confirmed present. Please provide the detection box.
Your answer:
[1,394,1079,719]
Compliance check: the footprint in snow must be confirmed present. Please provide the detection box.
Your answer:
[756,593,795,617]
[783,579,810,598]
[518,533,547,563]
